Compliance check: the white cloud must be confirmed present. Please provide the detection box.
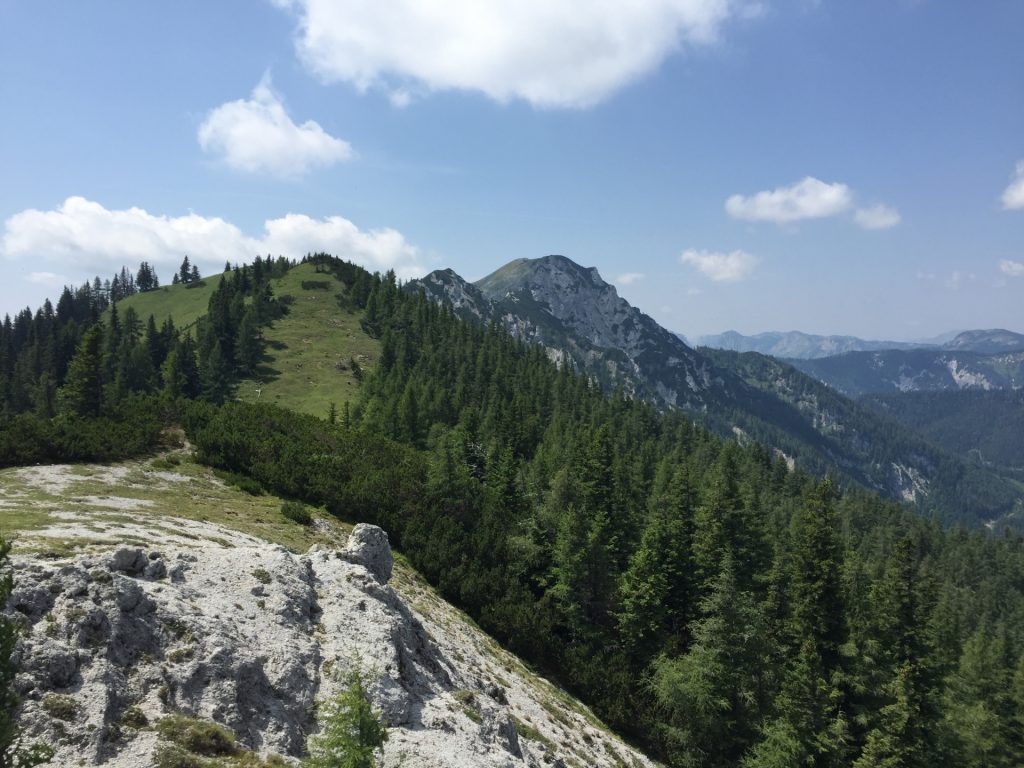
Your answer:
[615,272,645,286]
[1000,259,1024,277]
[726,177,853,224]
[274,0,757,108]
[1003,161,1024,210]
[26,271,69,286]
[198,75,352,177]
[854,204,901,230]
[680,248,757,282]
[1,196,424,282]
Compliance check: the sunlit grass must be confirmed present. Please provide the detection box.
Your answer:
[0,453,350,555]
[234,263,380,418]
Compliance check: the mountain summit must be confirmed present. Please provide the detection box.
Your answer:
[411,255,1022,525]
[417,255,714,408]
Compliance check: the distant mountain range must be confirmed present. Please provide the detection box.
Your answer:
[410,255,1023,527]
[694,328,1024,359]
[789,348,1024,397]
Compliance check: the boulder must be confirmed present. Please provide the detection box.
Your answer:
[341,524,394,583]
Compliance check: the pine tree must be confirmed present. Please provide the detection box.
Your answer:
[199,339,232,404]
[852,537,941,768]
[178,256,192,284]
[59,325,105,417]
[652,553,764,767]
[304,668,388,768]
[235,308,261,375]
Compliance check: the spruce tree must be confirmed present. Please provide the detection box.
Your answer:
[178,256,192,284]
[304,668,388,768]
[59,325,105,417]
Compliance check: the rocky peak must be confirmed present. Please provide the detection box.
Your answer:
[414,268,489,321]
[412,254,717,409]
[475,255,606,303]
[7,514,654,767]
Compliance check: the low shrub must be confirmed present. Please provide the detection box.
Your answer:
[280,500,313,526]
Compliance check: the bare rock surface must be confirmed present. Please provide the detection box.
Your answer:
[7,516,657,768]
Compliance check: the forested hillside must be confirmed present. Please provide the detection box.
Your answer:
[789,347,1024,396]
[4,254,1024,767]
[412,256,1022,528]
[865,389,1024,474]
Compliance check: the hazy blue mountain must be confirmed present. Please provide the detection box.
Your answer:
[942,329,1024,354]
[789,348,1024,397]
[864,389,1024,474]
[696,330,926,359]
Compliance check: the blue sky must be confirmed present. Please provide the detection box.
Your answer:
[1,0,1022,339]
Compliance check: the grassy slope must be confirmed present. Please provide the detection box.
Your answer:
[235,263,380,418]
[0,448,348,556]
[115,263,380,418]
[116,275,224,333]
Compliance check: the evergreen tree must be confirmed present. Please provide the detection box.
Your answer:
[161,336,200,400]
[852,537,941,768]
[235,308,261,375]
[59,325,105,417]
[303,668,388,768]
[652,553,764,767]
[199,339,232,404]
[178,256,192,284]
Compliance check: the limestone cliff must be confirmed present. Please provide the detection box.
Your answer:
[2,461,656,768]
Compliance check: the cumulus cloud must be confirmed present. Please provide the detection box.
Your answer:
[615,272,645,286]
[726,177,853,224]
[1003,161,1024,210]
[198,75,352,177]
[854,204,901,230]
[1,197,424,281]
[273,0,757,108]
[1000,259,1024,277]
[680,248,757,282]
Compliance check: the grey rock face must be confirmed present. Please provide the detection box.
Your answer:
[412,255,715,410]
[341,523,394,583]
[6,520,653,768]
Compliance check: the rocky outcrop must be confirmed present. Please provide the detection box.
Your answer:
[7,520,656,768]
[412,255,715,409]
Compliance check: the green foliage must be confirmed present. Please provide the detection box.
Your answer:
[652,554,764,767]
[303,668,388,768]
[179,260,1024,766]
[865,388,1024,472]
[40,694,79,721]
[0,395,168,468]
[59,325,105,417]
[156,714,237,756]
[6,254,1024,767]
[281,500,313,526]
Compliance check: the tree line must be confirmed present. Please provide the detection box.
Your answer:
[3,254,1024,766]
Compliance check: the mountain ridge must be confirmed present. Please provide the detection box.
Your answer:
[695,328,1024,359]
[409,255,1023,527]
[3,455,655,768]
